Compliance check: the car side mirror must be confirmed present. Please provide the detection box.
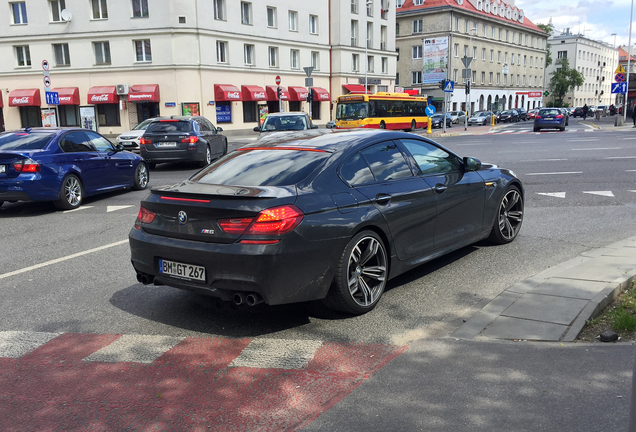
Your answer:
[216,127,223,132]
[114,143,124,152]
[311,124,318,129]
[463,157,482,171]
[253,126,261,132]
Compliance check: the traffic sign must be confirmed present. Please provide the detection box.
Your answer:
[443,81,455,93]
[305,77,313,87]
[303,66,313,77]
[461,56,472,68]
[611,82,628,93]
[43,76,51,87]
[615,73,626,82]
[425,105,436,116]
[45,91,59,105]
[615,64,626,74]
[42,59,49,71]
[275,75,281,85]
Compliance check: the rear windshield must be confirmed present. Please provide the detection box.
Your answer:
[191,148,331,186]
[0,132,55,151]
[145,121,191,133]
[539,109,560,116]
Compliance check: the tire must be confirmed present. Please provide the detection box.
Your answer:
[147,162,156,170]
[379,121,386,129]
[0,201,4,208]
[54,174,83,210]
[132,162,149,190]
[322,230,388,315]
[533,127,540,132]
[560,126,566,131]
[200,145,212,168]
[410,119,416,131]
[488,185,524,245]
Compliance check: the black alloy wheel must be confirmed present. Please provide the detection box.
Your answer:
[323,230,388,315]
[488,186,523,244]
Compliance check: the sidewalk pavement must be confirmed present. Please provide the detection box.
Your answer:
[453,235,636,342]
[580,112,635,131]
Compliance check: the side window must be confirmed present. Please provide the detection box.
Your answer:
[204,118,216,133]
[399,138,461,175]
[85,131,113,152]
[196,118,210,132]
[340,153,375,186]
[192,120,201,133]
[59,131,95,153]
[360,141,412,182]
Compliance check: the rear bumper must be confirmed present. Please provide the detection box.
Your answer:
[129,227,343,305]
[140,148,203,163]
[0,173,59,202]
[534,121,564,129]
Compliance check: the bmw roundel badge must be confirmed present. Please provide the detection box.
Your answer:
[178,211,188,225]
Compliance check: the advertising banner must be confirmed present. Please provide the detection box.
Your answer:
[80,106,97,131]
[182,102,200,116]
[41,108,58,127]
[422,37,448,84]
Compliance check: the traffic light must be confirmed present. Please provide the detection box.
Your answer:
[306,91,313,103]
[465,81,470,94]
[439,80,446,89]
[277,86,282,100]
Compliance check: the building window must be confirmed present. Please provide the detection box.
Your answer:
[93,41,110,65]
[214,0,225,20]
[243,101,258,123]
[453,69,458,81]
[481,71,485,84]
[489,72,493,84]
[290,50,299,69]
[353,53,360,72]
[412,46,422,59]
[512,32,516,43]
[11,2,28,24]
[503,74,507,85]
[396,47,399,61]
[134,39,151,62]
[463,45,468,57]
[472,70,476,83]
[131,0,148,18]
[412,71,422,84]
[91,0,108,19]
[482,48,486,60]
[395,73,399,85]
[381,25,387,50]
[244,44,254,65]
[289,10,297,31]
[382,57,388,73]
[53,43,70,66]
[518,54,521,65]
[367,22,373,48]
[97,104,120,126]
[504,52,508,63]
[511,53,515,64]
[523,55,527,66]
[557,50,567,59]
[455,17,459,31]
[454,44,458,57]
[497,51,501,63]
[15,45,31,66]
[473,47,477,59]
[267,7,276,28]
[491,27,495,38]
[412,19,422,33]
[367,55,374,73]
[351,20,358,46]
[464,20,468,33]
[522,75,525,85]
[506,30,509,41]
[490,49,494,62]
[496,73,500,84]
[396,22,399,35]
[510,74,514,85]
[241,2,252,25]
[366,0,373,16]
[498,28,502,40]
[269,46,278,67]
[311,51,320,70]
[413,0,423,4]
[309,15,318,34]
[351,0,358,13]
[216,41,227,63]
[50,0,65,22]
[483,25,488,37]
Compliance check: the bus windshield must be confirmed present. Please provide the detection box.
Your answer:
[336,102,369,120]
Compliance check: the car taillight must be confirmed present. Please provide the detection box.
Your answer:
[217,205,304,237]
[181,136,199,144]
[139,137,151,145]
[535,115,541,119]
[13,158,41,173]
[556,114,563,119]
[134,205,156,229]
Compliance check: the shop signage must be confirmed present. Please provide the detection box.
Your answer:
[227,92,241,99]
[216,103,232,122]
[528,92,542,98]
[358,78,381,85]
[91,94,112,103]
[12,97,31,105]
[128,93,154,100]
[165,102,176,107]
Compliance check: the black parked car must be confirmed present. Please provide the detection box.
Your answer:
[430,113,453,128]
[499,110,519,123]
[494,111,502,123]
[516,108,527,121]
[130,130,524,315]
[139,116,227,169]
[572,107,584,118]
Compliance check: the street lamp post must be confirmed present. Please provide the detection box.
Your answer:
[463,27,477,131]
[625,0,633,122]
[365,0,372,93]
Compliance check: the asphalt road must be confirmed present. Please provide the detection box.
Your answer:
[1,120,636,346]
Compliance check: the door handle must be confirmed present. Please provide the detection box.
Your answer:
[434,184,448,194]
[375,194,391,205]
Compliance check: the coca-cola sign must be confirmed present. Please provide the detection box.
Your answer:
[91,94,111,103]
[227,92,240,99]
[129,93,153,100]
[12,97,31,105]
[254,92,265,99]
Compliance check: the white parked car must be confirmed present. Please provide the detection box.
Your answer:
[467,111,494,126]
[115,117,163,153]
[449,110,467,124]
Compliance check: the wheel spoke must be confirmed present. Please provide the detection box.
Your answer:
[505,192,519,211]
[361,266,386,281]
[504,218,514,238]
[507,210,523,222]
[359,239,379,266]
[358,277,373,305]
[348,274,358,296]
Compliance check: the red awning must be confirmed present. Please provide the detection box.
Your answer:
[342,84,371,95]
[128,84,160,103]
[288,86,309,102]
[241,85,267,101]
[0,90,3,108]
[266,85,289,101]
[214,84,242,102]
[87,86,118,104]
[311,87,331,102]
[52,87,80,105]
[8,89,41,107]
[405,89,419,96]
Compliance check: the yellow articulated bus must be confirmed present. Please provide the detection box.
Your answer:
[334,92,428,131]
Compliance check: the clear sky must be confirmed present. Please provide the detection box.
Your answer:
[516,0,635,47]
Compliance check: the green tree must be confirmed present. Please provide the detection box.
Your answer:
[548,58,584,106]
[536,23,552,67]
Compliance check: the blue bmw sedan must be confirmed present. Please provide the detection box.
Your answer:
[0,128,149,210]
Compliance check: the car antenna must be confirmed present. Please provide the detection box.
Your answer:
[24,127,32,133]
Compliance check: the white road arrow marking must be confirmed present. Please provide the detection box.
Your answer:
[107,205,135,213]
[537,192,566,198]
[583,191,614,197]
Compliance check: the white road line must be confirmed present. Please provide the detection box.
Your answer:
[623,137,636,140]
[0,239,128,280]
[571,147,620,151]
[63,206,94,214]
[107,205,135,213]
[521,158,567,162]
[626,170,636,172]
[229,339,324,369]
[605,156,636,159]
[84,335,185,364]
[583,191,615,197]
[537,192,566,198]
[525,172,582,176]
[567,139,599,142]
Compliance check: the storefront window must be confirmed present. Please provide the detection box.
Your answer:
[19,106,41,128]
[59,105,80,126]
[242,101,258,122]
[97,104,120,126]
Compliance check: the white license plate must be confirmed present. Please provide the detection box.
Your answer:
[0,165,5,173]
[544,118,553,120]
[157,142,177,148]
[159,259,206,281]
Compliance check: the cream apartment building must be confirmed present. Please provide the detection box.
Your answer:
[0,0,396,135]
[396,0,548,114]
